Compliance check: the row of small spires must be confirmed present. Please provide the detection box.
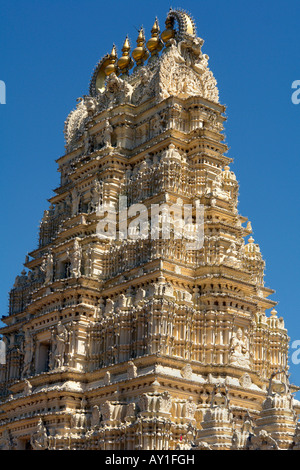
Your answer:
[105,16,176,76]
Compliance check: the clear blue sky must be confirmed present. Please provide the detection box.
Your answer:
[1,0,300,387]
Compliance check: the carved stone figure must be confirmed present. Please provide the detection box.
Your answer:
[70,239,82,278]
[89,180,102,212]
[127,361,137,379]
[181,364,193,380]
[248,430,279,451]
[100,401,114,421]
[229,328,250,368]
[22,330,34,378]
[0,429,15,450]
[102,119,113,148]
[23,379,32,395]
[91,405,101,429]
[30,419,48,450]
[51,322,68,369]
[71,188,81,216]
[105,73,133,106]
[40,252,54,284]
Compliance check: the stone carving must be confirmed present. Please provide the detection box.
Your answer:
[105,299,114,315]
[102,119,113,148]
[72,398,88,429]
[195,441,212,450]
[181,364,193,380]
[100,401,114,421]
[158,42,219,103]
[0,429,15,450]
[105,73,133,107]
[131,66,156,105]
[70,239,82,278]
[126,402,136,419]
[229,328,250,369]
[83,130,95,155]
[30,419,48,450]
[71,188,81,216]
[89,180,102,213]
[127,361,137,379]
[161,143,182,163]
[183,397,197,421]
[40,252,54,284]
[104,371,111,385]
[248,430,278,451]
[23,379,32,395]
[239,373,252,388]
[64,97,89,152]
[22,330,34,378]
[50,322,68,369]
[91,405,101,429]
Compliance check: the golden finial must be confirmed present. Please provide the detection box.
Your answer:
[147,18,163,58]
[161,15,175,45]
[104,45,118,76]
[132,27,149,67]
[117,36,134,75]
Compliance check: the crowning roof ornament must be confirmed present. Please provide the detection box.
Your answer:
[66,8,219,151]
[89,8,200,98]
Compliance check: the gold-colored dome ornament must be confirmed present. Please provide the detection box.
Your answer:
[104,45,118,76]
[132,27,149,67]
[147,18,163,58]
[117,36,134,75]
[161,15,175,45]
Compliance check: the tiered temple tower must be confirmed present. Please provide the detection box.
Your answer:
[0,9,299,451]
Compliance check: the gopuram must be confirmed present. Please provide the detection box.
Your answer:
[0,8,299,451]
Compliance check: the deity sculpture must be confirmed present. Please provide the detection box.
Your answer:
[40,252,54,284]
[229,328,250,368]
[103,119,113,148]
[22,330,34,378]
[51,322,68,369]
[70,239,82,278]
[71,188,81,216]
[30,419,48,450]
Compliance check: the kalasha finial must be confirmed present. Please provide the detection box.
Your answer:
[104,45,118,76]
[117,36,134,75]
[161,14,175,45]
[132,27,149,67]
[147,18,163,58]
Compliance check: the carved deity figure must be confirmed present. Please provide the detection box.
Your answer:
[229,328,250,368]
[30,419,48,450]
[51,322,68,369]
[83,130,94,155]
[40,252,54,284]
[89,180,102,212]
[72,398,87,429]
[0,429,15,450]
[24,379,32,395]
[211,172,229,201]
[103,119,113,148]
[71,188,80,216]
[91,405,101,429]
[22,330,34,378]
[248,430,278,451]
[106,73,133,106]
[127,361,137,379]
[70,239,82,278]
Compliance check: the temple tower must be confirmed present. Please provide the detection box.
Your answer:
[0,9,299,451]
